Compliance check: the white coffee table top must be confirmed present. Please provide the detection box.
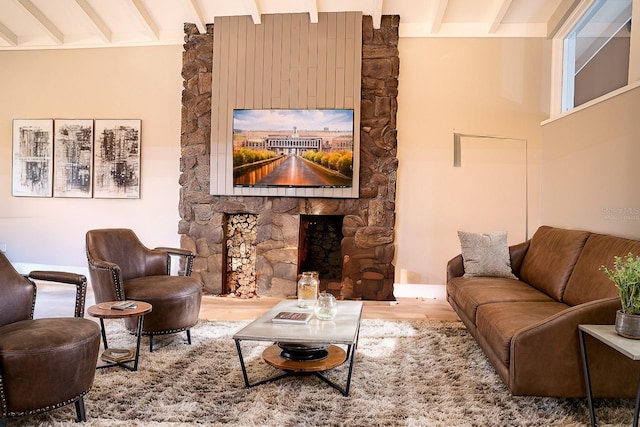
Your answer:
[233,299,364,345]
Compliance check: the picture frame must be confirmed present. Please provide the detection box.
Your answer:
[12,119,54,197]
[53,119,94,198]
[93,119,141,199]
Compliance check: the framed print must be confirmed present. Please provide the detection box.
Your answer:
[53,119,94,198]
[12,119,54,197]
[93,119,141,199]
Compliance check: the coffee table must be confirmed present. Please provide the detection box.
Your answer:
[233,299,363,396]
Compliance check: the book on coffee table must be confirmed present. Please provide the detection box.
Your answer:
[271,311,313,324]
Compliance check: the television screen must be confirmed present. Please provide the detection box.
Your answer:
[232,109,354,188]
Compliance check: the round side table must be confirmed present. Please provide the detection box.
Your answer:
[87,301,152,371]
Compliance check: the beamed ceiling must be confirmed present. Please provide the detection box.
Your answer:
[0,0,582,51]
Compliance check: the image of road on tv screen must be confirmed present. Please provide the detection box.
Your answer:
[232,109,354,188]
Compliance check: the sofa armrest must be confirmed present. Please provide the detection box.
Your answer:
[446,254,464,282]
[28,271,88,318]
[508,241,530,277]
[509,297,621,396]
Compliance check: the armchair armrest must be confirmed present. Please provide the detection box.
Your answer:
[28,271,88,318]
[154,247,195,276]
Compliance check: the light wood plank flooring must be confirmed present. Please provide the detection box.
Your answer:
[33,282,460,322]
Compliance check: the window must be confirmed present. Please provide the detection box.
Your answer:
[561,0,633,112]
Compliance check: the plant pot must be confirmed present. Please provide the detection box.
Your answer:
[615,310,640,339]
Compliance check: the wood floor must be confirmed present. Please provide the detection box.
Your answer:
[33,282,460,322]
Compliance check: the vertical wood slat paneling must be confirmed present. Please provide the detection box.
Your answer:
[316,14,327,109]
[212,12,362,198]
[307,20,317,108]
[215,17,229,195]
[253,20,264,108]
[236,17,247,109]
[289,14,300,108]
[262,15,274,109]
[297,14,308,109]
[271,14,283,108]
[325,13,337,107]
[244,19,255,108]
[280,14,292,108]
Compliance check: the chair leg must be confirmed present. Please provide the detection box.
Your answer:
[149,335,154,353]
[187,329,192,345]
[75,396,87,422]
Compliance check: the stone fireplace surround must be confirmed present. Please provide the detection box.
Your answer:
[179,15,399,301]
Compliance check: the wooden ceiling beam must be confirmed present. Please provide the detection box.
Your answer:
[372,0,383,29]
[185,0,206,33]
[488,0,513,34]
[130,0,159,40]
[308,0,318,24]
[546,0,581,38]
[429,0,448,34]
[74,0,112,43]
[0,21,18,46]
[244,0,261,25]
[16,0,63,44]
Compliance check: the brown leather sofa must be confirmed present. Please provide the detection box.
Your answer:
[447,225,640,398]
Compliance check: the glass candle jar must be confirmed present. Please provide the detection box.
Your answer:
[314,292,338,320]
[297,271,319,308]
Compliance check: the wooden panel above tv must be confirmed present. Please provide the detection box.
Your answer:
[210,12,362,198]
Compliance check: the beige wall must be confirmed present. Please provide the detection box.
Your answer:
[4,33,630,288]
[540,84,640,239]
[0,45,184,272]
[395,37,551,285]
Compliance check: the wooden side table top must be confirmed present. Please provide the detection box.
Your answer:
[87,301,152,319]
[579,324,640,360]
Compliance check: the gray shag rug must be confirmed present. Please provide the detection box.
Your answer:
[11,319,634,426]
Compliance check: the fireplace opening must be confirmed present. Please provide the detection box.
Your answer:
[298,214,344,296]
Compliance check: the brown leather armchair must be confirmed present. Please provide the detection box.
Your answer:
[85,228,202,351]
[0,252,101,426]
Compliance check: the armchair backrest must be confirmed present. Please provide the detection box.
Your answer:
[86,229,169,302]
[0,252,35,327]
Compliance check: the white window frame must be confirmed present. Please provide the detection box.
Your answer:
[550,0,640,117]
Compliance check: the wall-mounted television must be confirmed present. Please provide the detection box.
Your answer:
[232,109,355,189]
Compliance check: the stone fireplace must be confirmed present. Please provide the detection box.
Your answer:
[178,15,399,300]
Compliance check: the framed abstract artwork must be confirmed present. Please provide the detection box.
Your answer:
[53,119,94,198]
[93,119,141,199]
[12,119,54,197]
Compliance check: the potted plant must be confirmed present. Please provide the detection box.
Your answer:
[602,252,640,338]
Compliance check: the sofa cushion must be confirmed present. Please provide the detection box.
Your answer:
[476,301,569,367]
[519,226,590,301]
[457,231,517,278]
[563,233,640,306]
[448,276,555,325]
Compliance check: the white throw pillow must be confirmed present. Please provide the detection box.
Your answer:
[457,231,517,279]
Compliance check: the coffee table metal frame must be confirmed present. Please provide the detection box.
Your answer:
[233,299,363,396]
[87,301,152,372]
